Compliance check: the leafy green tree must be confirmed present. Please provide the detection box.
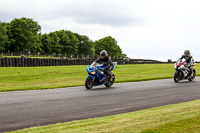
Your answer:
[48,32,61,54]
[94,36,122,57]
[41,33,52,54]
[9,17,41,53]
[74,33,94,56]
[0,17,126,58]
[32,33,43,53]
[55,30,69,55]
[54,30,79,56]
[0,22,9,52]
[64,31,79,55]
[3,23,13,53]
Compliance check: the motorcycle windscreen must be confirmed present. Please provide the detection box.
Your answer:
[90,61,99,68]
[112,62,117,70]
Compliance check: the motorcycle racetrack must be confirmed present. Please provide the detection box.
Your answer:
[1,77,200,132]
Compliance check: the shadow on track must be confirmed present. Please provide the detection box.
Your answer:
[176,80,197,84]
[85,87,116,91]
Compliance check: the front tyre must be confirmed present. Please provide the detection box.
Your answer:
[105,74,115,87]
[188,69,196,81]
[174,71,182,83]
[85,76,93,89]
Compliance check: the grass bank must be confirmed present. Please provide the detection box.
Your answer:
[8,99,200,133]
[0,64,199,92]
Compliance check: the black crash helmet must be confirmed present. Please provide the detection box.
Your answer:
[100,50,108,57]
[184,50,190,57]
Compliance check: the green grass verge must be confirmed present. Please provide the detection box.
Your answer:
[8,99,200,133]
[0,64,200,92]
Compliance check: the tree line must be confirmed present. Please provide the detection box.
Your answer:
[0,17,126,58]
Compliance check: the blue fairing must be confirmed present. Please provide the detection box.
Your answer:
[87,65,106,86]
[86,62,117,87]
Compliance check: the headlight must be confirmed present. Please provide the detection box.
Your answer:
[174,63,176,68]
[90,71,96,75]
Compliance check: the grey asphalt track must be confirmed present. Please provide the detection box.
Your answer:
[1,77,200,132]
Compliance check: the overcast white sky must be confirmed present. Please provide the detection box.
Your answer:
[1,0,200,61]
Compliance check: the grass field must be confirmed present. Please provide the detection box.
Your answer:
[8,99,200,133]
[0,63,200,92]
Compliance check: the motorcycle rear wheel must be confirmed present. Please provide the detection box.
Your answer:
[188,69,196,81]
[105,75,115,87]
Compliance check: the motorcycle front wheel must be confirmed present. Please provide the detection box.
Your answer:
[85,76,94,89]
[174,71,182,83]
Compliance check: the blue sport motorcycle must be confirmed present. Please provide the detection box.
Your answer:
[85,62,117,89]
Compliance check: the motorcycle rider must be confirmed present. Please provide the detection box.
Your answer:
[95,50,113,81]
[179,50,194,77]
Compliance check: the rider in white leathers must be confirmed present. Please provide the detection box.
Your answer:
[179,50,194,77]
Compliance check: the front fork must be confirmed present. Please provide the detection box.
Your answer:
[175,70,183,79]
[88,74,96,85]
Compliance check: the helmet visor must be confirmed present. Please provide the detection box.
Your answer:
[184,53,188,56]
[101,55,106,59]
